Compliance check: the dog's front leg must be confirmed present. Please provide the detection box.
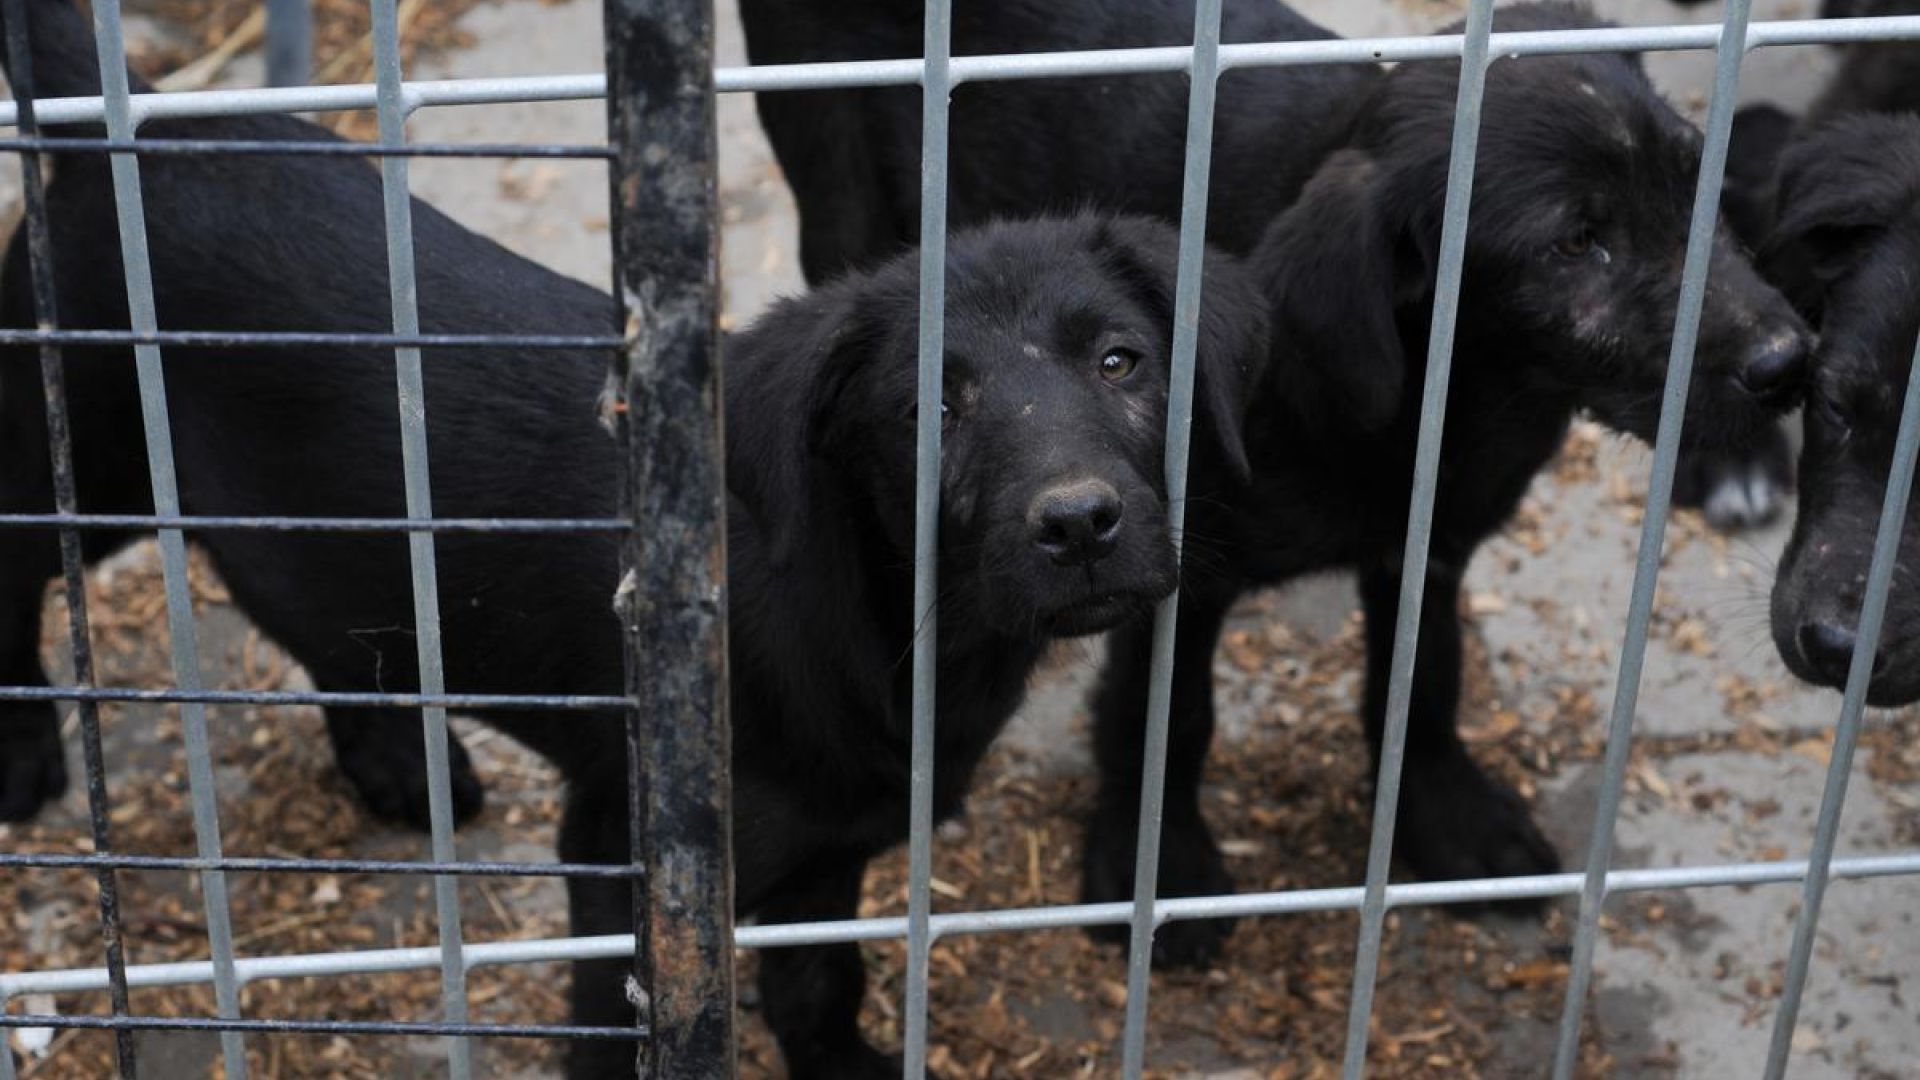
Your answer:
[1357,562,1559,898]
[1083,589,1238,968]
[756,855,905,1080]
[0,532,68,822]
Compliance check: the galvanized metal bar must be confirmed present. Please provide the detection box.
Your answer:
[902,0,951,1073]
[0,1,135,1074]
[1550,5,1756,1078]
[0,512,628,533]
[0,135,611,157]
[365,1,469,1074]
[1761,339,1920,1079]
[0,852,645,877]
[602,0,734,1074]
[0,135,609,157]
[0,327,622,347]
[0,1014,644,1041]
[4,15,1920,128]
[88,2,250,1074]
[0,685,629,710]
[265,0,311,88]
[1339,3,1493,1076]
[6,852,1917,1006]
[1117,1,1223,1076]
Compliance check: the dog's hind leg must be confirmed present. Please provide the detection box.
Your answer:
[555,769,644,1079]
[1083,589,1239,968]
[1358,563,1560,901]
[321,706,484,830]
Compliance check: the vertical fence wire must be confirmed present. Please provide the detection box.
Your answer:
[1548,4,1756,1077]
[1116,1,1224,1076]
[1761,330,1920,1079]
[901,0,952,1072]
[265,0,311,88]
[603,0,736,1073]
[87,2,250,1075]
[0,1,137,1074]
[1338,2,1494,1075]
[365,1,470,1076]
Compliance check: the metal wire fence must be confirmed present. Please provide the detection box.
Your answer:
[0,1,1916,1078]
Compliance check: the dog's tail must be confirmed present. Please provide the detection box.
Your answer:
[0,0,138,108]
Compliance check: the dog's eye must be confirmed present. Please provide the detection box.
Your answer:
[1814,391,1853,442]
[1554,229,1603,260]
[1099,349,1139,382]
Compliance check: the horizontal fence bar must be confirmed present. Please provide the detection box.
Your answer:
[0,513,628,533]
[0,1014,645,1042]
[3,16,1918,127]
[0,328,622,349]
[0,852,643,879]
[0,686,628,711]
[7,853,1915,1004]
[0,136,610,158]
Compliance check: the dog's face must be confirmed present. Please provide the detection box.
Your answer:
[1254,2,1810,446]
[1767,117,1920,704]
[730,215,1266,640]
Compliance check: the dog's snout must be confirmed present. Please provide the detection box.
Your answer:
[1737,331,1811,402]
[1029,479,1124,566]
[1797,620,1886,685]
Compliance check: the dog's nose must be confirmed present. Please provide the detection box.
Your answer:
[1738,332,1810,402]
[1029,479,1123,566]
[1797,620,1887,684]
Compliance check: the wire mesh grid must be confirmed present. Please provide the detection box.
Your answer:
[0,1,1914,1078]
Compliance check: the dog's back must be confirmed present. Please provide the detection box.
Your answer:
[741,0,1374,282]
[0,0,624,716]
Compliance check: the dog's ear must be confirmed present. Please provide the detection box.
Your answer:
[1768,118,1920,305]
[1093,217,1269,484]
[1250,149,1423,433]
[725,289,875,570]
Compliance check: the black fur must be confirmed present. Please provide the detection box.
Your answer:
[746,0,1801,530]
[1765,117,1920,706]
[1809,0,1920,123]
[745,0,1814,966]
[0,1,1269,1074]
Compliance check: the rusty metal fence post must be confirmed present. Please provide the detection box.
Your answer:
[603,0,737,1076]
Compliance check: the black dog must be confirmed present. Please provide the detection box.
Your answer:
[1764,117,1920,704]
[1711,0,1920,253]
[0,1,1267,1074]
[743,0,1797,531]
[746,0,1814,966]
[1806,0,1920,123]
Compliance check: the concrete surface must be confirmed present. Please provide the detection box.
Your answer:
[3,0,1915,1077]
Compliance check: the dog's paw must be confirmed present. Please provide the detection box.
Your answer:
[331,727,485,831]
[0,707,68,822]
[1393,746,1559,912]
[1700,463,1785,532]
[1081,806,1237,968]
[1674,428,1794,533]
[784,1041,913,1080]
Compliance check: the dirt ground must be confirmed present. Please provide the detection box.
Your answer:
[2,1,1917,1078]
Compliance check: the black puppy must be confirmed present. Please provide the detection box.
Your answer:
[0,1,1266,1074]
[1710,0,1920,251]
[747,0,1815,965]
[1765,116,1920,705]
[1807,0,1920,123]
[742,0,1797,531]
[1687,0,1920,519]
